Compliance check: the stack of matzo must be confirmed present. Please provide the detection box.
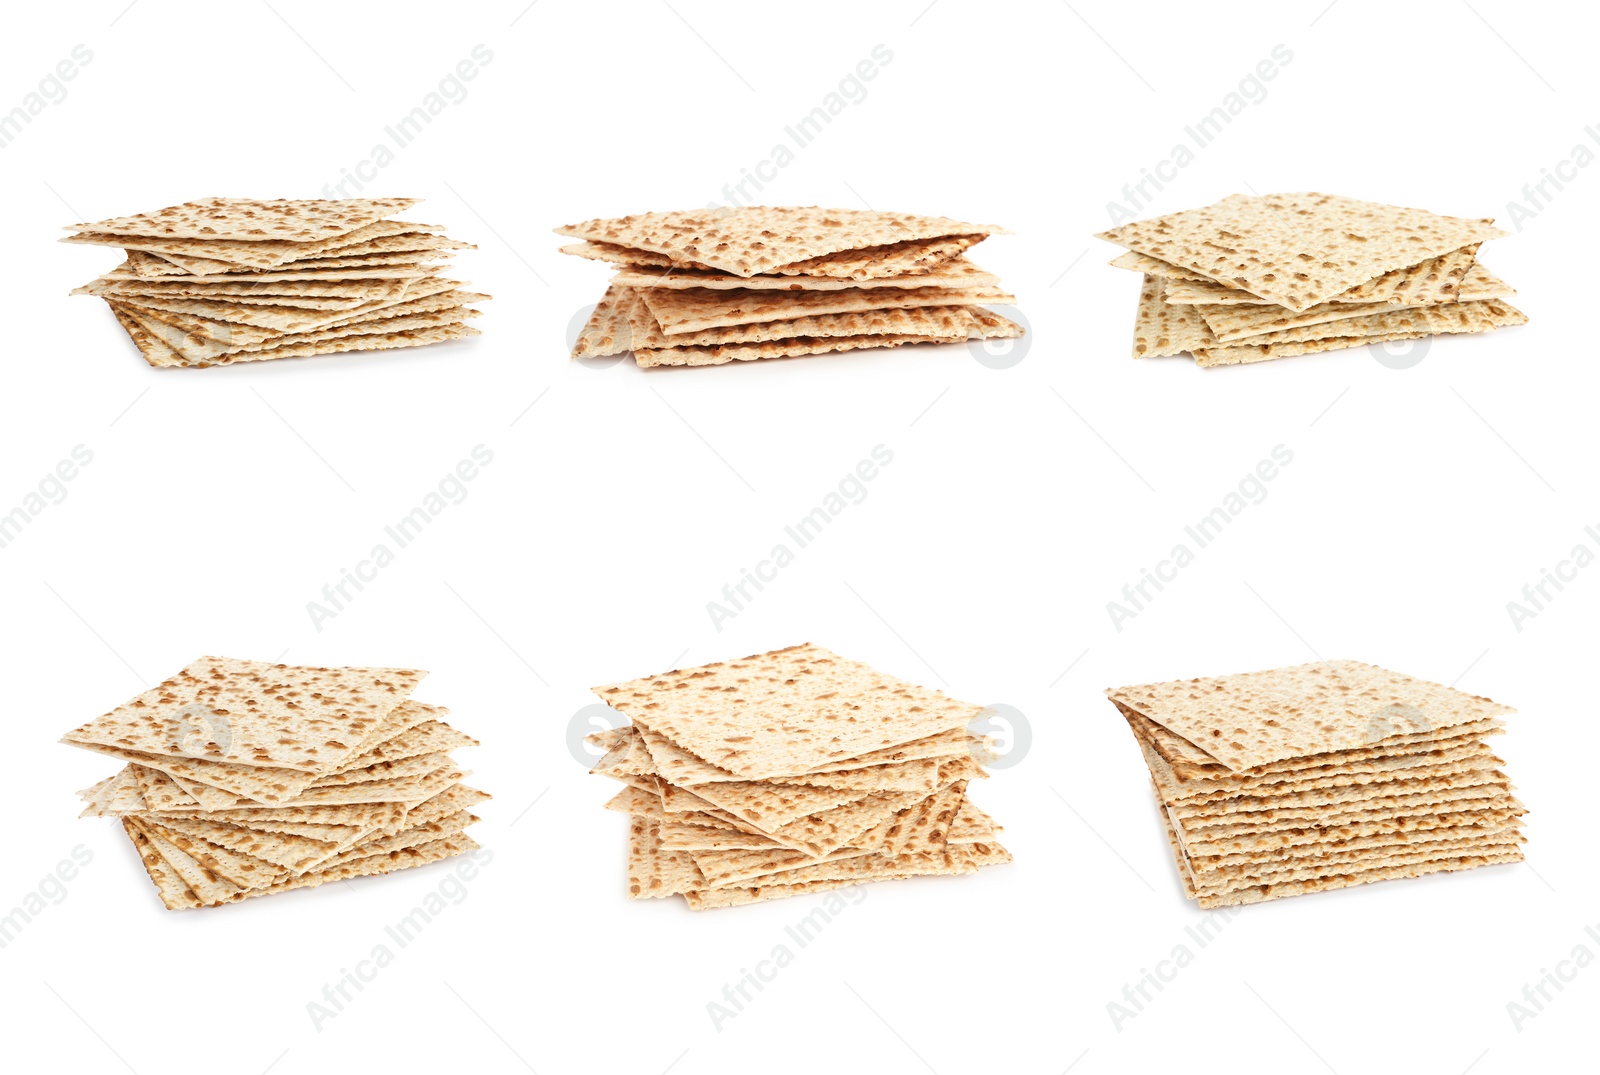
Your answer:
[1098,192,1526,367]
[588,644,1010,908]
[1108,661,1525,908]
[63,656,487,909]
[562,206,1024,367]
[65,197,488,368]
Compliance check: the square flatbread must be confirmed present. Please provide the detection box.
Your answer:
[68,197,419,242]
[1097,192,1505,311]
[1198,267,1516,342]
[1107,660,1514,772]
[1199,296,1525,351]
[608,256,999,291]
[65,216,432,272]
[593,644,983,781]
[61,656,425,773]
[634,333,950,369]
[77,276,459,332]
[569,234,985,280]
[1192,300,1526,367]
[556,206,1002,277]
[1132,275,1215,357]
[116,301,481,367]
[1160,246,1483,307]
[574,283,984,357]
[638,283,1012,335]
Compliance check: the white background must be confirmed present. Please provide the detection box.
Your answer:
[1,1,1596,1072]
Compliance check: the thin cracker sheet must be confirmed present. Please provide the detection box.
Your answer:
[660,821,785,852]
[1132,275,1216,357]
[1199,270,1515,342]
[557,206,1002,277]
[1183,815,1523,862]
[680,779,873,831]
[62,656,424,773]
[1185,804,1523,853]
[1097,192,1505,311]
[92,275,420,301]
[575,283,984,357]
[765,787,940,858]
[1107,660,1514,771]
[636,333,952,369]
[637,283,1012,335]
[1163,767,1511,819]
[1194,850,1523,908]
[1161,246,1483,307]
[110,306,188,368]
[78,768,145,817]
[594,644,983,781]
[334,720,476,773]
[691,846,877,888]
[122,291,486,365]
[65,216,432,273]
[566,233,984,279]
[1122,702,1505,779]
[120,304,478,368]
[1144,738,1500,805]
[80,276,459,332]
[1192,300,1526,367]
[805,729,975,773]
[145,816,328,875]
[1181,794,1523,838]
[628,816,706,898]
[68,198,419,242]
[1196,297,1525,355]
[681,843,1005,909]
[107,257,441,283]
[609,256,999,292]
[124,821,204,910]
